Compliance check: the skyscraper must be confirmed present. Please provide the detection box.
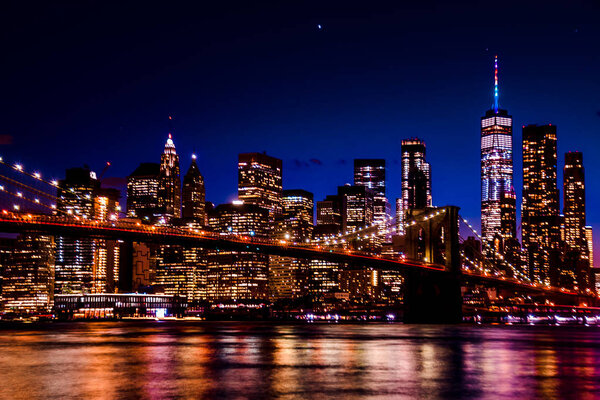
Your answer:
[55,166,100,294]
[522,124,561,284]
[563,151,591,290]
[127,162,160,221]
[182,154,206,226]
[157,134,182,221]
[338,184,374,233]
[316,195,342,228]
[238,152,282,220]
[354,159,388,227]
[206,203,270,304]
[399,138,431,232]
[93,188,121,293]
[481,56,514,244]
[563,152,586,252]
[1,234,55,314]
[270,190,314,301]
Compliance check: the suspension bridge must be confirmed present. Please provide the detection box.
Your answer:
[0,156,597,322]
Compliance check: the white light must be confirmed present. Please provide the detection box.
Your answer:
[51,180,59,186]
[34,172,41,179]
[14,164,22,171]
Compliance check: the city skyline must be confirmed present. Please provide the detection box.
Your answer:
[2,2,598,262]
[2,3,600,398]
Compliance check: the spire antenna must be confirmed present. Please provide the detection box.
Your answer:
[494,55,499,113]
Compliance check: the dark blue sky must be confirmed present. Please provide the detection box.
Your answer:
[1,1,599,263]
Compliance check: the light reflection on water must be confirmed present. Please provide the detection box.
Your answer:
[1,322,599,399]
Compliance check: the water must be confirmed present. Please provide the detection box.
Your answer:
[1,322,599,399]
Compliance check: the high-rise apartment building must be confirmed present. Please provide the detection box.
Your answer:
[354,159,388,227]
[481,56,514,244]
[127,162,160,221]
[157,134,182,221]
[55,166,99,294]
[522,124,561,284]
[182,154,206,226]
[238,152,282,220]
[399,138,431,232]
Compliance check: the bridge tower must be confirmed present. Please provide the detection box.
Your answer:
[403,206,462,323]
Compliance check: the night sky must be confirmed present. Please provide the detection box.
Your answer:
[1,1,599,264]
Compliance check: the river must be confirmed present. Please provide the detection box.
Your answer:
[1,322,599,399]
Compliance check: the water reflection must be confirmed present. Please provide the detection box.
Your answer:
[0,323,599,399]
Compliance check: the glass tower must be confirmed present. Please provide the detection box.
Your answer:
[481,56,513,244]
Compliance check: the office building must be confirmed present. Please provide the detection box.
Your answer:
[481,56,514,244]
[157,134,182,221]
[270,190,313,300]
[275,189,314,241]
[316,194,342,231]
[206,203,270,304]
[399,138,431,232]
[182,154,206,226]
[563,151,591,290]
[127,162,160,221]
[521,124,561,284]
[1,234,55,314]
[338,184,374,233]
[238,152,282,220]
[55,166,99,294]
[354,159,389,227]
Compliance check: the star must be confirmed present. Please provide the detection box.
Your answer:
[317,24,322,30]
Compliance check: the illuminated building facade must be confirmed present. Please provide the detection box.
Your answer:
[206,203,269,304]
[481,56,513,243]
[127,162,160,221]
[275,189,314,240]
[521,124,561,284]
[338,184,374,233]
[157,134,182,221]
[588,227,598,295]
[339,269,380,303]
[154,245,201,301]
[1,233,55,314]
[399,138,431,232]
[562,151,592,290]
[92,188,121,293]
[270,190,313,300]
[354,159,388,227]
[182,155,206,226]
[55,166,99,294]
[238,152,282,220]
[563,152,586,252]
[500,189,517,241]
[316,194,342,232]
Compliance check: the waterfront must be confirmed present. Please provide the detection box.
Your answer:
[1,322,599,399]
